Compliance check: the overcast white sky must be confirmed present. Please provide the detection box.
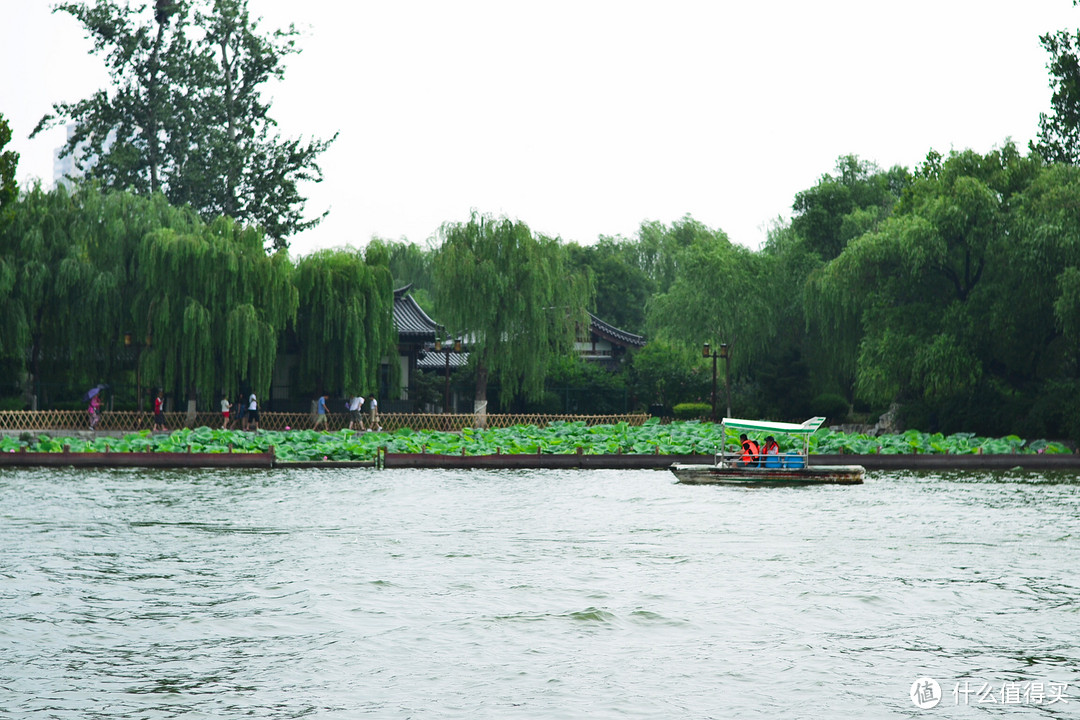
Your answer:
[4,0,1078,255]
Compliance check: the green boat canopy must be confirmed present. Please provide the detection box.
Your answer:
[720,417,826,435]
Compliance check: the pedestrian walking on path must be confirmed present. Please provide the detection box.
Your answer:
[369,395,381,431]
[153,391,167,433]
[348,393,365,431]
[247,393,259,431]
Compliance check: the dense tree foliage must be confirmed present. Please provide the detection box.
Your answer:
[0,113,18,214]
[292,246,396,398]
[791,155,910,261]
[33,0,334,249]
[384,238,437,314]
[432,213,591,410]
[0,184,196,405]
[809,144,1080,436]
[645,219,775,377]
[0,113,18,378]
[0,183,400,413]
[1036,23,1080,164]
[626,341,709,414]
[354,159,1080,441]
[5,141,1080,442]
[566,238,653,335]
[137,215,297,406]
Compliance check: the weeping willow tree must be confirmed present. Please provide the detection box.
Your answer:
[135,216,297,407]
[0,184,83,401]
[0,182,206,406]
[292,245,396,398]
[645,222,776,378]
[432,212,591,412]
[0,185,131,402]
[79,187,204,391]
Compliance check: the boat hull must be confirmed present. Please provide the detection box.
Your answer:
[670,463,864,486]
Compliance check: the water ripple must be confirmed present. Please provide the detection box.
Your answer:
[1,467,1079,718]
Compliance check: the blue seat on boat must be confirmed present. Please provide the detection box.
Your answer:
[783,453,804,469]
[764,454,781,468]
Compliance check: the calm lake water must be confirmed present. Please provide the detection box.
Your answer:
[2,467,1079,718]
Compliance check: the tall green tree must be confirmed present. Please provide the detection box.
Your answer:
[33,0,335,249]
[0,184,80,400]
[70,186,202,394]
[385,239,434,290]
[753,222,832,417]
[0,113,18,360]
[0,112,18,214]
[645,221,775,379]
[0,183,186,404]
[432,213,591,412]
[566,237,654,335]
[635,215,722,295]
[292,246,397,398]
[383,238,437,314]
[136,215,297,406]
[809,143,1057,433]
[791,155,910,261]
[1036,8,1080,164]
[1010,163,1080,439]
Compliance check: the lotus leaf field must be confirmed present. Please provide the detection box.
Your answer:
[0,420,1071,462]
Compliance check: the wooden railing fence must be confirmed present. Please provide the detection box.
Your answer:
[0,410,650,433]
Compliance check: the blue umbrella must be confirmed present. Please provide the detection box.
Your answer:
[83,384,107,402]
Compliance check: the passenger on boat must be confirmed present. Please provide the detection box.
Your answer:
[739,434,761,466]
[762,435,781,468]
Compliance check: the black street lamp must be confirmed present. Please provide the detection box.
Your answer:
[720,342,730,418]
[703,342,731,421]
[434,338,462,413]
[703,342,717,421]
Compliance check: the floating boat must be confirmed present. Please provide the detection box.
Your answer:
[670,416,864,486]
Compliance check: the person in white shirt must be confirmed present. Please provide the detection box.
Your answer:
[369,396,381,431]
[248,393,259,431]
[348,394,365,430]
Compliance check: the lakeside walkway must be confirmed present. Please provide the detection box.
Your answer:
[0,410,650,434]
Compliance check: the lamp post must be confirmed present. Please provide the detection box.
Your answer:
[703,342,732,421]
[703,342,718,422]
[720,342,731,419]
[434,338,462,413]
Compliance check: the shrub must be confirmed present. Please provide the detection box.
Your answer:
[0,396,27,411]
[673,402,712,420]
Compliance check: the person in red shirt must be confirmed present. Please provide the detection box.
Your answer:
[153,391,167,433]
[761,435,781,467]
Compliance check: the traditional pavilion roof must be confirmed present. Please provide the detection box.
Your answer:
[416,350,470,370]
[393,284,442,339]
[393,284,644,357]
[588,313,646,348]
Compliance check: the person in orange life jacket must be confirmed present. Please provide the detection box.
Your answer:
[739,434,761,466]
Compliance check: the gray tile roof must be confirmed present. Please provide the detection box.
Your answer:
[588,313,646,348]
[392,284,645,353]
[393,285,442,338]
[417,350,469,370]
